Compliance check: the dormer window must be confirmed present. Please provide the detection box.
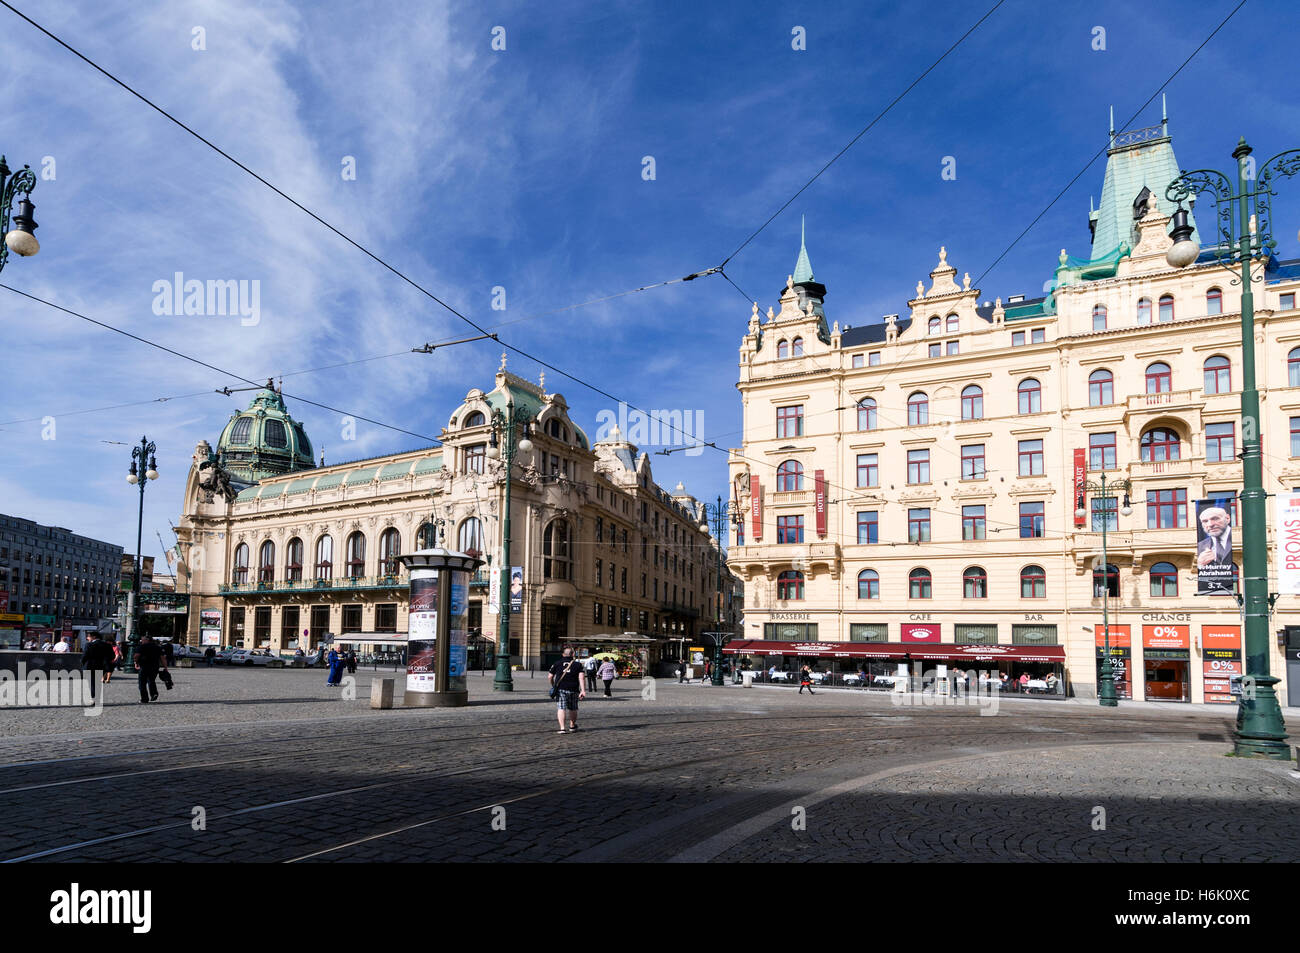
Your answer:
[464,411,485,428]
[229,417,253,444]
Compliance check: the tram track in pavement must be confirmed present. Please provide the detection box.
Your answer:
[0,710,1231,863]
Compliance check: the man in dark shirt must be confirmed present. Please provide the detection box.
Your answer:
[134,635,167,704]
[81,633,115,700]
[548,647,586,733]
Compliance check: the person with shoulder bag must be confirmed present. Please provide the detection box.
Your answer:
[548,648,586,733]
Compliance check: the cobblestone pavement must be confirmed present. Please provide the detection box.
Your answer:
[1,668,1296,862]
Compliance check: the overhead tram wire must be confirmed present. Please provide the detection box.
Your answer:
[970,0,1249,288]
[0,283,442,444]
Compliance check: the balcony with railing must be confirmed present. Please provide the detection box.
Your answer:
[1125,388,1201,415]
[219,574,407,595]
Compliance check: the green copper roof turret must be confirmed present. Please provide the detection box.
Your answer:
[792,215,815,284]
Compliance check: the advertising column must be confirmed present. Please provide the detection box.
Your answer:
[406,572,439,704]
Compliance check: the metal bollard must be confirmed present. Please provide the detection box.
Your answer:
[370,676,394,709]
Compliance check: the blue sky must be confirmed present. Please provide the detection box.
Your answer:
[1,0,1297,566]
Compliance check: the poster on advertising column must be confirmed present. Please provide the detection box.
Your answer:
[1276,492,1300,595]
[1195,495,1237,595]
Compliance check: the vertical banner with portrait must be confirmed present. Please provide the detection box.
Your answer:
[509,566,523,613]
[407,574,438,694]
[1195,496,1237,595]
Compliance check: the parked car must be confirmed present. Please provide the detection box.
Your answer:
[172,644,208,661]
[228,649,285,667]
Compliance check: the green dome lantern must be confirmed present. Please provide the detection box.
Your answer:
[215,380,315,483]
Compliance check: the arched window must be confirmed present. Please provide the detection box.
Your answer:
[1137,298,1152,324]
[258,541,274,583]
[857,569,879,600]
[907,391,929,426]
[457,518,483,557]
[928,316,941,336]
[1158,294,1175,322]
[1203,355,1231,394]
[1093,562,1119,598]
[232,543,249,585]
[1020,565,1046,598]
[229,417,253,444]
[1089,369,1114,406]
[778,570,805,600]
[1092,304,1107,331]
[909,568,932,599]
[1291,347,1300,387]
[1150,562,1178,597]
[777,340,789,360]
[776,459,804,492]
[1145,362,1172,394]
[963,566,987,599]
[379,527,401,575]
[416,522,438,549]
[791,337,804,357]
[946,314,959,333]
[464,411,485,428]
[346,532,366,579]
[264,420,288,448]
[857,398,877,431]
[285,537,303,582]
[1018,378,1042,414]
[961,385,983,420]
[543,520,571,580]
[1206,288,1223,315]
[1140,427,1181,462]
[315,536,333,580]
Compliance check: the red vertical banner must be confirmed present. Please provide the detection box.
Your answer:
[751,477,762,540]
[814,470,826,538]
[1073,448,1086,527]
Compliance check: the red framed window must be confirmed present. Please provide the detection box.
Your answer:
[1149,562,1178,597]
[1206,288,1223,315]
[1203,355,1231,394]
[907,449,930,484]
[776,405,803,438]
[961,385,983,420]
[1092,304,1107,330]
[777,570,804,600]
[1206,423,1235,463]
[908,509,930,542]
[857,398,877,431]
[961,444,985,480]
[232,543,248,585]
[777,340,788,359]
[857,511,878,544]
[1018,439,1044,476]
[1146,489,1187,529]
[1137,298,1152,324]
[776,459,804,492]
[1020,565,1046,598]
[776,515,804,544]
[907,392,929,425]
[259,541,275,583]
[1019,502,1045,538]
[1089,369,1113,406]
[909,568,932,599]
[928,317,941,335]
[856,453,878,487]
[1093,562,1119,597]
[962,505,986,540]
[1145,362,1172,394]
[1290,349,1300,387]
[1018,378,1042,414]
[791,337,804,356]
[963,566,987,598]
[346,532,366,578]
[1140,427,1181,462]
[285,537,303,582]
[1089,432,1116,470]
[1158,295,1175,322]
[857,570,879,599]
[946,315,959,333]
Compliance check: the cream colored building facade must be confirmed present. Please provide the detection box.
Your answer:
[728,121,1300,703]
[176,365,732,670]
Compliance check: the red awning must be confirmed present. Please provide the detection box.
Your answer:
[723,640,1065,662]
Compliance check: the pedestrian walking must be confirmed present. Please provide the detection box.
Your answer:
[162,640,176,667]
[134,634,166,704]
[798,663,815,695]
[346,650,357,675]
[677,660,685,683]
[108,640,121,682]
[81,632,114,701]
[548,647,585,733]
[598,658,616,697]
[326,648,344,686]
[583,655,598,691]
[204,646,215,667]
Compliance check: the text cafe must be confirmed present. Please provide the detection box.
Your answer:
[725,621,1066,691]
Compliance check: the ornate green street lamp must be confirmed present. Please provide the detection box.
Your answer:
[0,155,40,274]
[1166,139,1298,759]
[699,495,740,686]
[1075,474,1132,707]
[124,436,159,669]
[484,399,534,692]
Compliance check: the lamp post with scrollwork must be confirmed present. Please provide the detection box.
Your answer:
[124,436,159,669]
[1075,474,1132,707]
[484,399,535,692]
[1165,138,1299,759]
[0,155,40,274]
[699,495,740,686]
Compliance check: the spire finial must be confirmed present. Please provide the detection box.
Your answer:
[499,352,507,372]
[1109,105,1115,139]
[1162,93,1167,124]
[539,371,545,390]
[792,217,814,284]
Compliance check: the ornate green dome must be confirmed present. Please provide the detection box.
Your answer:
[216,381,315,483]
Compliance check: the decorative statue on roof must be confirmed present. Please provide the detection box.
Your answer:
[194,441,237,504]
